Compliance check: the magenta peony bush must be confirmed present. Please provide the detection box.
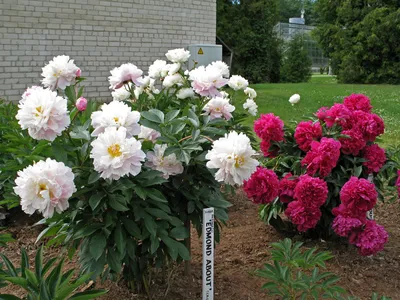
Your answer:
[245,94,399,256]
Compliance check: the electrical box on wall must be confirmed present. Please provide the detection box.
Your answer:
[187,44,222,70]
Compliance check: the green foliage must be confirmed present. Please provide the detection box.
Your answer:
[314,1,400,83]
[0,246,107,300]
[280,35,312,83]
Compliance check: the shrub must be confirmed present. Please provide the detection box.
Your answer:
[319,67,325,74]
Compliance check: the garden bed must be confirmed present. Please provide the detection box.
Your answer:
[2,191,400,299]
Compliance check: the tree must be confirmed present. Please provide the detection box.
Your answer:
[280,34,312,83]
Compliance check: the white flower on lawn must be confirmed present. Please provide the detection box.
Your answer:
[14,158,76,219]
[244,87,257,99]
[21,86,44,103]
[289,93,301,105]
[91,101,141,137]
[176,88,195,99]
[163,73,184,88]
[228,75,249,91]
[188,65,228,97]
[148,60,167,78]
[209,61,230,78]
[146,144,184,179]
[108,63,143,90]
[203,97,235,120]
[138,126,160,143]
[111,83,132,101]
[206,131,258,185]
[243,98,258,116]
[41,55,80,90]
[134,76,159,100]
[165,48,191,63]
[16,88,70,141]
[90,127,145,180]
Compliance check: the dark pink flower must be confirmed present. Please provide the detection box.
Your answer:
[294,121,322,152]
[362,144,386,174]
[315,106,330,122]
[339,128,366,156]
[340,177,377,217]
[353,111,385,142]
[285,200,322,232]
[254,113,284,142]
[355,220,388,256]
[396,170,400,199]
[343,94,372,113]
[279,173,299,203]
[294,174,328,208]
[75,97,87,111]
[243,167,280,204]
[260,140,271,157]
[332,214,363,237]
[302,138,341,178]
[325,104,353,129]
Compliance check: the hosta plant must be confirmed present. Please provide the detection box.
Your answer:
[244,94,399,255]
[7,49,259,291]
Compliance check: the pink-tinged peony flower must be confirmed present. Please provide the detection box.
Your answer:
[362,144,386,174]
[340,177,377,217]
[285,201,322,232]
[145,144,184,179]
[294,121,323,152]
[108,63,143,90]
[355,220,388,256]
[294,174,328,208]
[203,97,235,120]
[332,214,363,237]
[188,65,229,97]
[325,104,353,129]
[343,94,372,112]
[353,111,385,142]
[301,138,341,178]
[14,158,76,218]
[396,170,400,199]
[243,167,280,204]
[254,113,284,142]
[315,106,330,122]
[41,55,80,90]
[339,128,366,156]
[279,173,299,203]
[21,86,44,103]
[75,97,87,111]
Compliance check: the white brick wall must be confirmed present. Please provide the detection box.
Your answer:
[0,0,216,101]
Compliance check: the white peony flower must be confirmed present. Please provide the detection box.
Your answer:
[168,63,181,75]
[16,88,70,141]
[14,158,76,218]
[208,61,230,78]
[41,55,80,90]
[219,91,230,99]
[138,126,160,143]
[111,83,132,101]
[243,98,258,116]
[91,101,141,137]
[145,144,184,179]
[188,65,228,97]
[148,60,167,78]
[165,48,191,63]
[176,88,195,99]
[244,87,257,99]
[228,75,249,91]
[134,76,159,100]
[21,86,44,103]
[203,97,235,120]
[109,63,143,90]
[90,127,145,180]
[289,93,301,105]
[163,73,184,88]
[206,131,258,185]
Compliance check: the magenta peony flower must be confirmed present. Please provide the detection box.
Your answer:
[254,113,284,142]
[340,177,377,217]
[339,128,366,156]
[332,214,363,237]
[325,104,353,129]
[353,111,385,142]
[260,139,271,157]
[285,200,322,232]
[355,220,388,256]
[301,138,341,178]
[343,94,372,113]
[294,121,322,152]
[362,144,386,174]
[279,173,299,203]
[315,106,330,122]
[294,174,328,208]
[75,97,87,111]
[243,167,280,204]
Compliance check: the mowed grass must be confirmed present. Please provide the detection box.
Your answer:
[247,75,400,146]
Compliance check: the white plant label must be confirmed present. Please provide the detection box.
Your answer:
[367,174,374,220]
[202,208,214,300]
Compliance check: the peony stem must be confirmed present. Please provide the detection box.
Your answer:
[178,135,214,143]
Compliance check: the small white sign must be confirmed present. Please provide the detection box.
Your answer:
[366,174,374,220]
[202,208,214,300]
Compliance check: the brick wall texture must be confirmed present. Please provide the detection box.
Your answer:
[0,0,216,101]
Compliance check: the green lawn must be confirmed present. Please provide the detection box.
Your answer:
[249,75,400,146]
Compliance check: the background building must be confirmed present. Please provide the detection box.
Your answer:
[0,0,217,101]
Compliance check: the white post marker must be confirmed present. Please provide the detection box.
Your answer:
[202,208,214,300]
[367,174,374,220]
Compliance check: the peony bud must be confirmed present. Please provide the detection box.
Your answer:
[75,97,87,111]
[289,94,300,105]
[76,68,81,77]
